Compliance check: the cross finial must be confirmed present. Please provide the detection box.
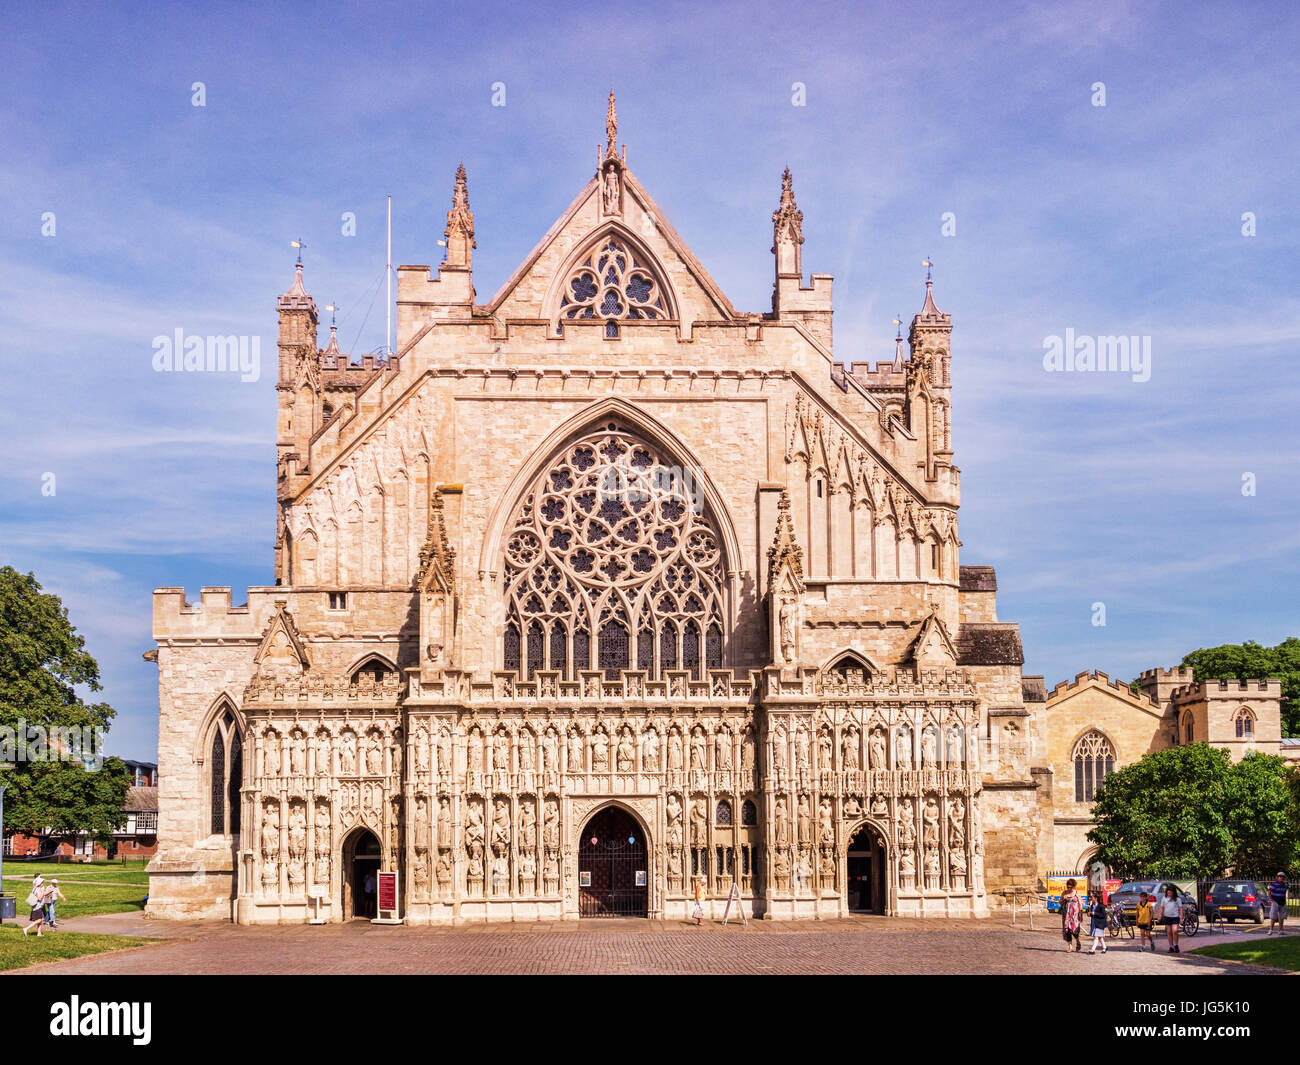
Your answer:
[606,90,617,152]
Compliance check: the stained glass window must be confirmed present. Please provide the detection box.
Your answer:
[715,800,733,826]
[1072,730,1116,803]
[228,728,242,835]
[741,799,758,826]
[210,731,226,835]
[503,424,726,679]
[555,235,670,336]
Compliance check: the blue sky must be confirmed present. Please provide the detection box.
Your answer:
[2,0,1298,760]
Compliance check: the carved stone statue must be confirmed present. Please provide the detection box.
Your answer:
[715,729,732,771]
[843,727,860,771]
[530,804,552,861]
[818,731,832,772]
[641,728,659,772]
[796,794,812,843]
[666,793,683,847]
[921,729,937,767]
[567,729,584,772]
[869,728,886,770]
[923,795,940,846]
[542,728,559,780]
[464,801,485,859]
[314,731,331,776]
[774,795,789,846]
[773,847,791,892]
[795,728,810,775]
[870,793,888,818]
[616,728,635,772]
[437,730,452,779]
[778,597,797,661]
[436,851,453,895]
[667,729,683,772]
[491,798,511,854]
[340,731,356,776]
[591,729,609,772]
[895,728,913,770]
[415,727,430,773]
[601,166,620,214]
[741,728,755,773]
[289,732,306,776]
[264,733,281,778]
[437,796,451,849]
[519,803,536,854]
[365,732,383,776]
[468,727,484,781]
[689,727,706,773]
[818,796,834,844]
[261,805,279,862]
[288,805,306,862]
[690,797,707,846]
[772,730,787,774]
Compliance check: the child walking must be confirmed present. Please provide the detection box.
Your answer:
[1088,890,1108,954]
[1135,891,1154,952]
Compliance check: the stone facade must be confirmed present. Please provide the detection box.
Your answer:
[1039,668,1290,870]
[147,97,1048,924]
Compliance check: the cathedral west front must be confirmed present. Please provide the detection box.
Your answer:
[146,95,1053,925]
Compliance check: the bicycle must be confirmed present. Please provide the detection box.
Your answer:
[1107,908,1134,939]
[1180,902,1200,937]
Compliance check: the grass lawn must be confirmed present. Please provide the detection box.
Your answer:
[0,925,147,972]
[2,859,149,886]
[3,878,148,919]
[1191,936,1300,971]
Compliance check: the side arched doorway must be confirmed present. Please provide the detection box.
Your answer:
[342,827,381,920]
[577,806,649,917]
[846,823,887,914]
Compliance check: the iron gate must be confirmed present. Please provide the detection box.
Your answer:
[578,807,649,917]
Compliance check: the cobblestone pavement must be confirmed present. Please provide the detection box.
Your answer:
[6,914,1283,975]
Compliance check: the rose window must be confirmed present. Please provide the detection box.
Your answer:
[556,236,668,338]
[504,423,725,680]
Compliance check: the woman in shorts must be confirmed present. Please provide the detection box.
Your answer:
[1159,885,1182,953]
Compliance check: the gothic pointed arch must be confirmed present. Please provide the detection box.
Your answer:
[1071,728,1116,803]
[545,224,679,337]
[197,694,245,838]
[488,405,738,679]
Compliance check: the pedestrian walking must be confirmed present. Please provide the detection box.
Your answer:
[22,877,49,937]
[1159,886,1182,953]
[692,875,706,927]
[45,879,67,928]
[1135,891,1154,952]
[1060,878,1082,952]
[1267,872,1288,936]
[1087,891,1108,954]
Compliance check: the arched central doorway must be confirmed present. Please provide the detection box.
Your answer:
[846,823,887,914]
[341,828,381,920]
[577,806,649,917]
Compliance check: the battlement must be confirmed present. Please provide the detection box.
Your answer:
[1137,666,1194,683]
[1047,670,1157,708]
[1171,677,1283,701]
[320,352,402,374]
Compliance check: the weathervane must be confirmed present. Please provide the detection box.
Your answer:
[923,256,933,281]
[291,238,307,264]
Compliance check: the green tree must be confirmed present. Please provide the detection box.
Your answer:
[1181,638,1300,736]
[0,566,131,847]
[1088,745,1297,877]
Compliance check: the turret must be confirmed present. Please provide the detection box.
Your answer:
[275,260,320,582]
[906,265,953,481]
[770,168,833,350]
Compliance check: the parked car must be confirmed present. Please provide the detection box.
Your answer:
[1203,880,1264,924]
[1109,880,1197,925]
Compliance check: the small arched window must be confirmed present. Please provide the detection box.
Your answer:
[208,705,242,837]
[1182,711,1195,745]
[715,800,733,826]
[740,800,758,826]
[351,655,396,685]
[1234,708,1255,738]
[1072,730,1116,803]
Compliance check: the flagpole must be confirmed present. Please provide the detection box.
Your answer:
[386,195,392,358]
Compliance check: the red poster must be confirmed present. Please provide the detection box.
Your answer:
[377,871,398,912]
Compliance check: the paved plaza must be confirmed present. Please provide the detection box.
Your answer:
[7,913,1284,975]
